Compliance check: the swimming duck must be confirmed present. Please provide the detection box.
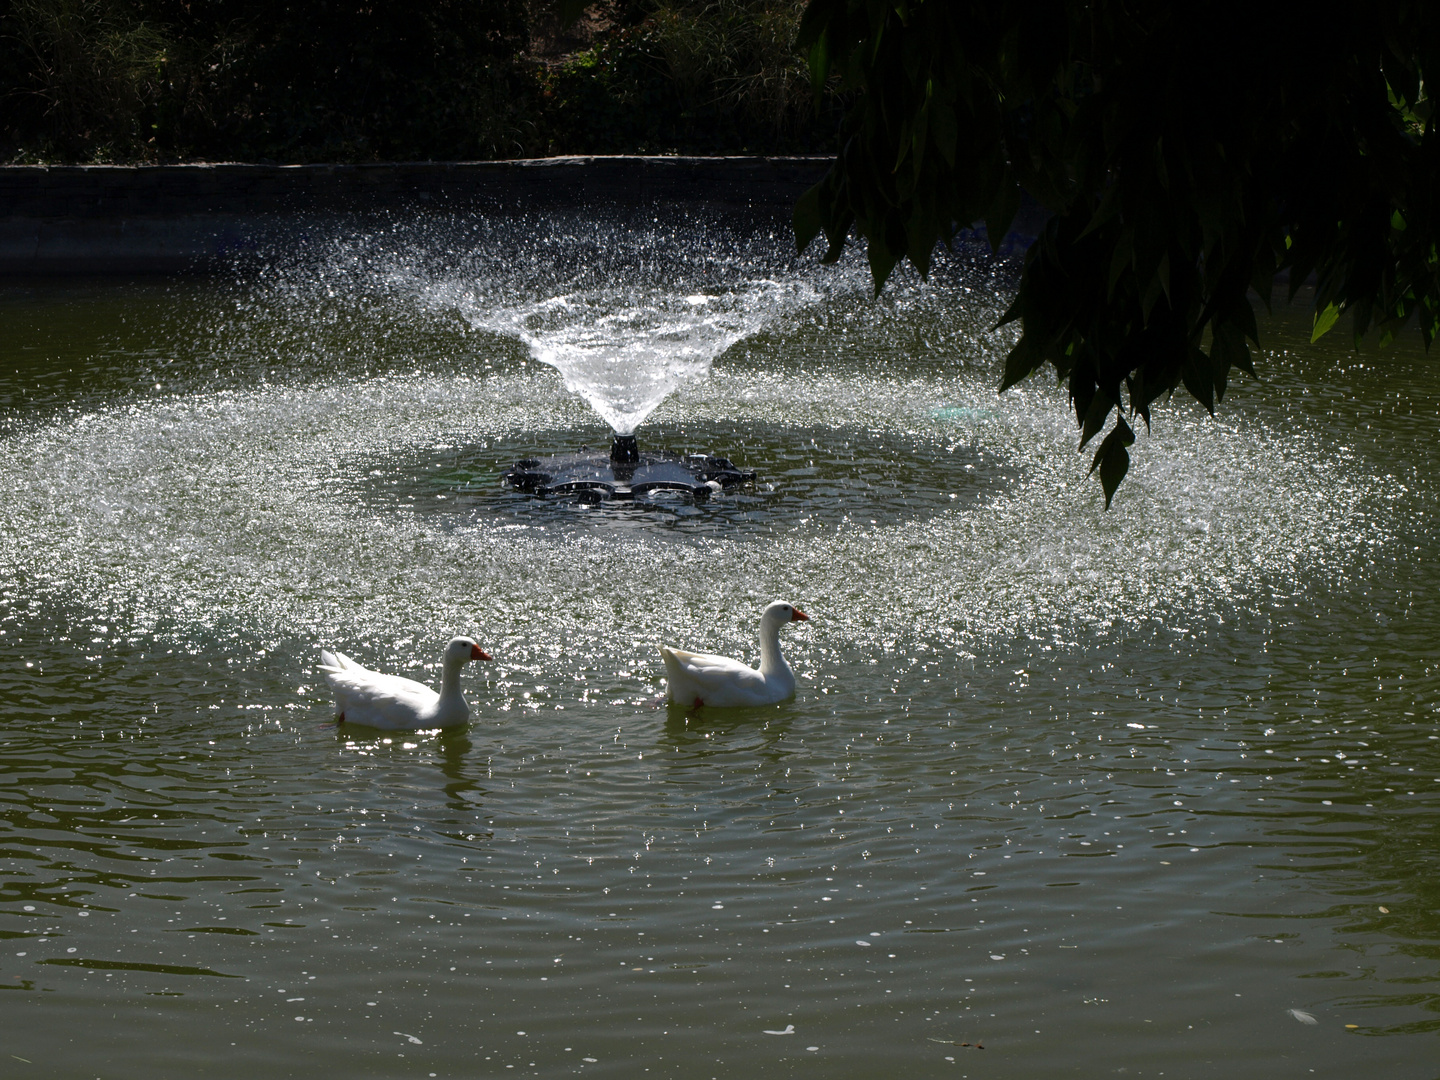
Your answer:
[661,601,809,708]
[318,636,492,730]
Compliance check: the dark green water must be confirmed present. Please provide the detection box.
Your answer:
[1,213,1437,1078]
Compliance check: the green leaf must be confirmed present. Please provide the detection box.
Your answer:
[793,0,830,50]
[911,120,928,180]
[931,100,958,168]
[794,184,824,256]
[995,290,1025,329]
[1250,259,1277,311]
[1181,346,1215,415]
[866,237,898,294]
[1088,417,1135,509]
[985,182,1022,257]
[1079,386,1114,449]
[806,32,831,96]
[1209,323,1252,403]
[1107,229,1133,298]
[1232,337,1256,377]
[1311,301,1342,343]
[999,335,1038,392]
[1077,184,1121,241]
[1233,296,1260,345]
[821,209,853,263]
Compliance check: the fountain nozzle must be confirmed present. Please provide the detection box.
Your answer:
[610,434,639,465]
[503,434,754,502]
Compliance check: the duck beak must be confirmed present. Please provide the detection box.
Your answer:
[471,644,492,661]
[792,609,809,621]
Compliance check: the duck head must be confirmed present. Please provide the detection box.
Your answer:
[762,601,809,624]
[445,636,493,664]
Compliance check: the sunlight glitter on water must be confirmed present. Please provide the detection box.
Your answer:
[0,221,1376,668]
[1,210,1437,1079]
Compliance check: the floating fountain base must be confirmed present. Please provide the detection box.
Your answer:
[503,435,755,502]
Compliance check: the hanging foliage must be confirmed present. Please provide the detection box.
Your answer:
[794,1,1439,506]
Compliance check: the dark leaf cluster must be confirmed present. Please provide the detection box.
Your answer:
[795,0,1440,505]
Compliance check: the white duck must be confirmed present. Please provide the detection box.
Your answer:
[318,637,492,730]
[661,601,809,708]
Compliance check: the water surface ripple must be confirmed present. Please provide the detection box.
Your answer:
[1,212,1437,1078]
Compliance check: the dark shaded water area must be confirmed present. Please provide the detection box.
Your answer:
[1,211,1438,1078]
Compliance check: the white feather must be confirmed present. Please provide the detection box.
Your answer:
[317,637,489,730]
[661,601,808,708]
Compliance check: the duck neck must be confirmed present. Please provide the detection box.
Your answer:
[758,617,790,678]
[439,659,467,704]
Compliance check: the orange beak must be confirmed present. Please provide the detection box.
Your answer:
[471,644,492,661]
[792,608,809,621]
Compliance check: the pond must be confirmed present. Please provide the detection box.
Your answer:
[1,208,1437,1078]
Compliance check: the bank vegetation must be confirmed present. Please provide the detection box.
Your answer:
[0,0,842,163]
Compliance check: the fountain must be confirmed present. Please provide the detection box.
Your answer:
[502,435,754,502]
[440,248,803,504]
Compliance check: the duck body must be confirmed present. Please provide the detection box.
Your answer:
[662,601,808,708]
[319,636,491,730]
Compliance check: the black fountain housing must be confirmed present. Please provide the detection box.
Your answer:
[503,434,755,503]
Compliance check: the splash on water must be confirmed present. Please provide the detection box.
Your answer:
[454,279,816,434]
[242,209,848,433]
[0,208,1388,670]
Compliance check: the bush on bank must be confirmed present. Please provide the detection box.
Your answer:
[0,0,840,163]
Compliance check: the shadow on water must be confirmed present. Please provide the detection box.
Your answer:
[660,703,797,766]
[331,723,495,820]
[434,729,489,815]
